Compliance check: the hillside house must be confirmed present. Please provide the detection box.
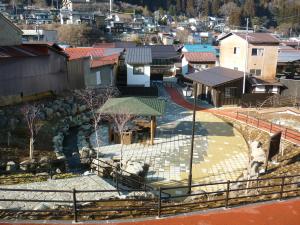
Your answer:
[182,52,217,75]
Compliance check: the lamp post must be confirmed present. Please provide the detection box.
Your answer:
[188,82,198,194]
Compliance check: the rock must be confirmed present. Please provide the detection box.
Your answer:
[39,156,50,164]
[45,107,54,119]
[249,161,263,177]
[6,161,17,171]
[127,191,155,199]
[250,141,266,163]
[83,171,95,176]
[122,161,146,176]
[183,190,207,203]
[33,203,50,211]
[56,168,62,174]
[19,159,36,171]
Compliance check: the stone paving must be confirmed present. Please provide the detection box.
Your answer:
[94,85,249,189]
[0,175,120,210]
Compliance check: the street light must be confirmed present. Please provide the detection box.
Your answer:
[188,82,198,194]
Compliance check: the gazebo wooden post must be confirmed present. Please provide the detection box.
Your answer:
[150,116,156,145]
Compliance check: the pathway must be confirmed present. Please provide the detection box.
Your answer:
[165,87,300,145]
[94,85,249,189]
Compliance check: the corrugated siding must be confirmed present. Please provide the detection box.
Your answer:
[0,50,69,96]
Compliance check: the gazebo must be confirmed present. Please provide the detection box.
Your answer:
[99,97,166,145]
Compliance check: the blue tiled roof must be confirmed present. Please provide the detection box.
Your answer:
[183,44,217,55]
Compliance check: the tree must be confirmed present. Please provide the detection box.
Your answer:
[219,2,242,27]
[109,110,134,168]
[243,0,256,18]
[75,87,119,159]
[186,0,195,17]
[211,0,221,16]
[21,104,42,160]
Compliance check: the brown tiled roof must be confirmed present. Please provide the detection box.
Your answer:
[64,47,105,60]
[90,54,119,68]
[183,52,217,63]
[219,32,280,44]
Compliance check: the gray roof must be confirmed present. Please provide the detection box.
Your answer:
[144,45,179,59]
[185,67,244,87]
[219,32,280,45]
[278,50,300,63]
[125,47,152,65]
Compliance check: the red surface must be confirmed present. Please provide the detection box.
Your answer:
[165,87,300,145]
[1,199,299,225]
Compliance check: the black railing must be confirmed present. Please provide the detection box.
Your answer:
[0,174,299,221]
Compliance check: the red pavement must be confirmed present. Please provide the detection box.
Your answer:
[1,198,300,225]
[165,87,300,145]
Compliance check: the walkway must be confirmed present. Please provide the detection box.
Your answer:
[165,87,300,145]
[2,198,299,225]
[94,85,248,190]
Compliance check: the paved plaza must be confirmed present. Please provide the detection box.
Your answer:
[94,86,249,188]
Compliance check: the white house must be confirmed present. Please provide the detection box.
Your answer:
[125,48,152,87]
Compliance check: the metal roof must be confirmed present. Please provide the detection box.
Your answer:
[144,45,179,59]
[182,44,217,54]
[183,52,217,63]
[248,77,284,87]
[185,67,244,87]
[99,97,165,116]
[219,33,280,45]
[125,48,152,65]
[278,50,300,63]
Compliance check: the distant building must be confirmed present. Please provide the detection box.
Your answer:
[0,12,22,46]
[187,32,213,45]
[182,52,217,75]
[125,48,152,87]
[219,32,282,94]
[22,29,58,42]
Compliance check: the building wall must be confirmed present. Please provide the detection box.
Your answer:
[0,50,68,96]
[182,56,189,75]
[280,79,300,97]
[220,34,278,80]
[67,58,89,90]
[126,64,151,87]
[85,65,116,88]
[0,15,22,46]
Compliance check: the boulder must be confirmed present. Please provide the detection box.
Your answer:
[250,141,266,163]
[39,156,50,164]
[19,159,36,171]
[33,203,50,211]
[6,161,17,171]
[122,161,146,176]
[127,191,155,199]
[183,190,207,203]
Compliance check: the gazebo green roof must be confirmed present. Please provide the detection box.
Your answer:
[99,97,166,116]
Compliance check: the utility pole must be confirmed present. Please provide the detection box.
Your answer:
[242,18,249,94]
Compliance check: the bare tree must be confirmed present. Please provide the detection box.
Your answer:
[21,104,42,160]
[75,87,119,159]
[109,109,134,168]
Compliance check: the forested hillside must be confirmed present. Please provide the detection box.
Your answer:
[117,0,300,33]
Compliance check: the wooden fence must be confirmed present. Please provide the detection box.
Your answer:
[0,174,299,221]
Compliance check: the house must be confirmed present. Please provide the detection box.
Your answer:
[277,47,300,80]
[186,67,244,107]
[22,29,58,42]
[182,52,217,75]
[182,44,218,55]
[0,43,73,98]
[0,12,22,46]
[218,32,281,94]
[187,32,213,45]
[161,33,175,45]
[146,45,180,79]
[125,48,152,87]
[65,47,120,88]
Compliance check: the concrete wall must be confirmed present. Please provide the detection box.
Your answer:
[280,79,300,97]
[220,34,278,80]
[0,15,22,46]
[126,64,151,87]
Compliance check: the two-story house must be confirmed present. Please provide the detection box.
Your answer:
[219,33,282,94]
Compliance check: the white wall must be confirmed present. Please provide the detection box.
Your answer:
[182,56,189,75]
[126,64,151,87]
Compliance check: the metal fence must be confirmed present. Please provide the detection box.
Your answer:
[0,174,299,221]
[235,111,300,144]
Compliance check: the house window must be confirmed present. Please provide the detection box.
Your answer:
[96,71,101,85]
[133,66,144,75]
[250,69,262,76]
[234,47,240,55]
[224,87,237,98]
[251,48,264,56]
